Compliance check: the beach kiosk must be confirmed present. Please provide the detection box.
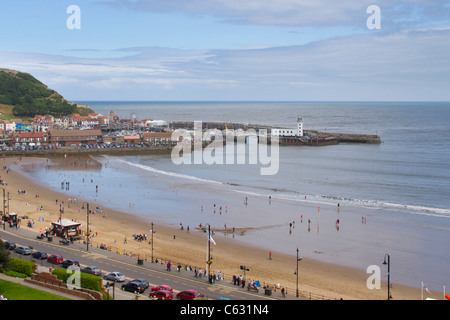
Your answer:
[7,212,19,228]
[51,219,82,241]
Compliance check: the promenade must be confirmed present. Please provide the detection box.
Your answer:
[0,226,302,300]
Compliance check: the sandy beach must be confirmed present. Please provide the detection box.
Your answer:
[1,154,430,300]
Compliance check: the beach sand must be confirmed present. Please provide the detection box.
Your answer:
[2,155,428,300]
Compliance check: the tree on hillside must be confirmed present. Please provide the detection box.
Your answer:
[0,70,77,117]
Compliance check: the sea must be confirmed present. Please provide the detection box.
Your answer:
[20,101,450,291]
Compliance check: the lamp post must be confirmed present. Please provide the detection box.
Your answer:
[383,254,392,300]
[295,248,302,298]
[151,222,154,263]
[59,203,64,221]
[2,188,5,230]
[82,202,90,252]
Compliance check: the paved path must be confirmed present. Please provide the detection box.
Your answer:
[1,226,301,301]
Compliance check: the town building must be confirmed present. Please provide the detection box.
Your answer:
[11,132,49,147]
[49,129,103,146]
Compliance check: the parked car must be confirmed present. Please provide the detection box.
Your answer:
[4,241,16,250]
[121,281,146,294]
[103,272,126,282]
[15,246,32,255]
[150,290,173,300]
[151,285,173,293]
[32,251,48,260]
[81,266,102,276]
[61,259,80,269]
[176,290,205,300]
[47,254,63,264]
[132,278,149,290]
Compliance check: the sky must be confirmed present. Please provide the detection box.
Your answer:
[0,0,449,101]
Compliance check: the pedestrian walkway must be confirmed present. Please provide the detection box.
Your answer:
[1,226,301,300]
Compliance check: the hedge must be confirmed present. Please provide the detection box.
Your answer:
[52,268,102,292]
[8,257,35,277]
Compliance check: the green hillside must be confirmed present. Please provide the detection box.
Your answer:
[0,69,78,117]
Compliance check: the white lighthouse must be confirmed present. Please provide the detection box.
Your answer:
[297,116,303,137]
[271,116,304,137]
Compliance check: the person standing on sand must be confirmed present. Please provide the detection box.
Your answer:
[269,251,272,260]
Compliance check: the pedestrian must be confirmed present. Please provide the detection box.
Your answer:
[281,287,286,298]
[269,251,272,260]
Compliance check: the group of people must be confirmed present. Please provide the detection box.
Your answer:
[132,233,147,241]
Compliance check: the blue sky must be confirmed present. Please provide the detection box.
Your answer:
[0,0,449,101]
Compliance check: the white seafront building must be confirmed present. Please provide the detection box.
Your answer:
[271,117,304,137]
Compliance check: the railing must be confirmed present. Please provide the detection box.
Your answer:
[90,239,340,300]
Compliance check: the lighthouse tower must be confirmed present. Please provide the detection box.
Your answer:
[297,116,304,137]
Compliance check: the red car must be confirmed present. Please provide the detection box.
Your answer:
[176,290,204,300]
[149,290,173,300]
[47,254,63,264]
[151,285,173,293]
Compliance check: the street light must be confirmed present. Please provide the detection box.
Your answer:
[82,202,90,252]
[383,253,392,300]
[59,203,64,221]
[294,248,302,298]
[151,222,154,263]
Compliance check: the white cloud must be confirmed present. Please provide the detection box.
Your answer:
[1,28,449,101]
[100,0,450,29]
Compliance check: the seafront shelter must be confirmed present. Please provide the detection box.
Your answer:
[51,218,82,239]
[6,212,18,227]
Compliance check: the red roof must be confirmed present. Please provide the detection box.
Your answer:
[13,132,47,138]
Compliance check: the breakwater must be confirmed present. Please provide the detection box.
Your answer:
[170,121,381,145]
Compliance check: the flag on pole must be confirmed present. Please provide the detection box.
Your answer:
[207,231,216,245]
[424,285,431,294]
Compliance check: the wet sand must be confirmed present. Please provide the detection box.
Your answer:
[2,155,428,300]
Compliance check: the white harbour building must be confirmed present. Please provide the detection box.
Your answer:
[271,117,304,137]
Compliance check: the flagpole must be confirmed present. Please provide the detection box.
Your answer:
[421,282,423,300]
[208,224,211,283]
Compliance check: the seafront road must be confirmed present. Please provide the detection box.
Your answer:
[0,226,297,300]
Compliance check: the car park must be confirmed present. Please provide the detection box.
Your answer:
[176,290,205,300]
[150,290,173,300]
[80,266,102,276]
[151,285,173,293]
[32,251,48,260]
[61,259,80,269]
[121,280,146,294]
[47,254,63,264]
[14,246,32,255]
[103,272,126,282]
